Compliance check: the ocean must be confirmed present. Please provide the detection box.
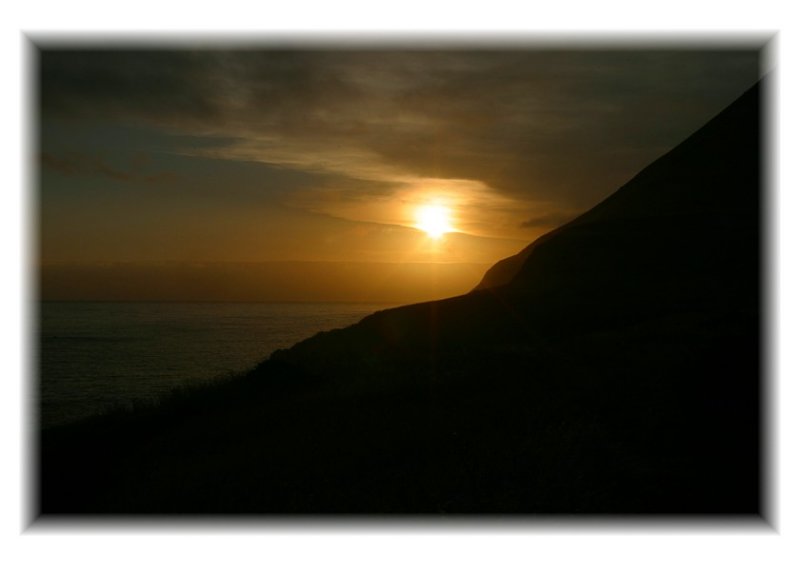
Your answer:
[37,301,392,428]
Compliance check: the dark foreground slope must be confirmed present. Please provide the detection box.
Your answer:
[39,82,763,515]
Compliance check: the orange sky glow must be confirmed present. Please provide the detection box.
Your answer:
[38,47,761,302]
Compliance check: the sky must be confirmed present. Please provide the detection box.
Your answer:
[37,45,763,302]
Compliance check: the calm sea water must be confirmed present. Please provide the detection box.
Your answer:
[37,301,391,428]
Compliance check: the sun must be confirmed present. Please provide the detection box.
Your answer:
[415,204,453,239]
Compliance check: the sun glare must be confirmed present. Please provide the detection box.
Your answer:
[415,204,453,240]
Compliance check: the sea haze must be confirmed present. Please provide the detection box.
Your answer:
[38,301,390,428]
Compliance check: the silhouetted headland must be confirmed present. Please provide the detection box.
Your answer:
[39,80,763,515]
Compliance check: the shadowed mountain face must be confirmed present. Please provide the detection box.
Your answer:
[476,80,759,295]
[39,82,763,515]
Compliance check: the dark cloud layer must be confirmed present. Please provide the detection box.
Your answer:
[519,211,576,230]
[41,151,177,183]
[39,46,762,243]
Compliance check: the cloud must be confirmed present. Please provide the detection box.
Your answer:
[39,48,762,239]
[520,211,578,230]
[41,152,177,184]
